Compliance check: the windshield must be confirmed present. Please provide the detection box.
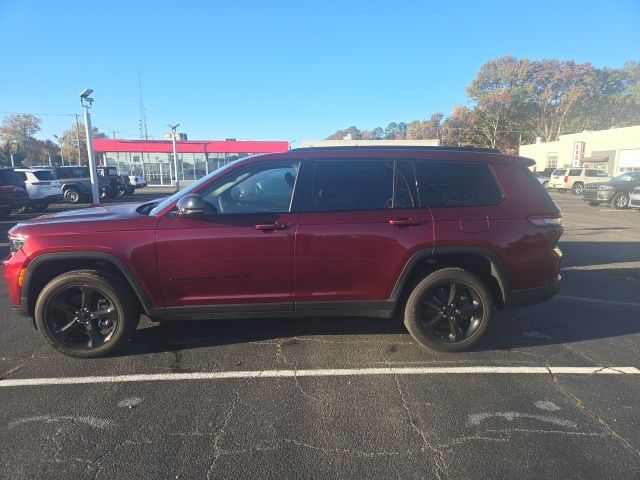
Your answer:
[612,173,638,182]
[148,160,241,216]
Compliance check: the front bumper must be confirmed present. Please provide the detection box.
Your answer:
[582,189,613,202]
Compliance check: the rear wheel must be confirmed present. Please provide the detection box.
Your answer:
[612,192,629,209]
[403,268,493,352]
[572,183,584,195]
[35,270,140,358]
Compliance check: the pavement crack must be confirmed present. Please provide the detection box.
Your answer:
[390,363,447,480]
[206,385,242,479]
[0,344,47,379]
[545,365,640,459]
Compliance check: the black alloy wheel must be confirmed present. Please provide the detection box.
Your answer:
[35,270,139,357]
[44,285,118,350]
[31,201,49,212]
[404,268,493,352]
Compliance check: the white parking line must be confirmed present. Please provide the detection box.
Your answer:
[1,366,638,388]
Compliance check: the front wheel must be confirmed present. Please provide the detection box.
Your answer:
[403,268,493,352]
[572,183,584,195]
[64,187,80,204]
[35,270,140,357]
[612,192,629,209]
[31,201,49,212]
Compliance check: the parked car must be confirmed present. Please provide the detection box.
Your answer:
[128,175,147,188]
[629,186,640,211]
[34,166,110,204]
[533,171,549,187]
[13,168,64,212]
[548,167,610,194]
[3,146,563,357]
[0,168,29,219]
[97,166,135,198]
[583,171,640,209]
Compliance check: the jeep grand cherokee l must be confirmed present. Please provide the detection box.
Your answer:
[3,147,563,357]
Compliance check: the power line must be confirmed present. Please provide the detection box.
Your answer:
[0,111,77,117]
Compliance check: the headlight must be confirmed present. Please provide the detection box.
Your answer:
[9,235,26,252]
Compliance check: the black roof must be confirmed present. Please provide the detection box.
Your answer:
[291,145,501,154]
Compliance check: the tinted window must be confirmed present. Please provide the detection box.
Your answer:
[313,160,393,211]
[201,162,298,214]
[395,160,418,208]
[15,171,27,181]
[596,170,609,177]
[0,169,22,184]
[568,169,582,176]
[551,169,566,176]
[415,161,503,207]
[33,170,56,181]
[585,169,598,177]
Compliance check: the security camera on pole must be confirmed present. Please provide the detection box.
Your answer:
[168,123,180,192]
[79,89,100,205]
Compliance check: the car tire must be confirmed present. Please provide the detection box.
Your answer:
[32,202,49,212]
[543,181,549,188]
[403,268,493,352]
[611,192,629,209]
[64,187,81,204]
[35,269,140,358]
[587,202,600,206]
[572,183,584,195]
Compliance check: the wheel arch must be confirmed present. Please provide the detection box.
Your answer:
[390,247,509,310]
[21,252,155,318]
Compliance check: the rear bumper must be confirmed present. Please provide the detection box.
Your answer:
[503,276,561,310]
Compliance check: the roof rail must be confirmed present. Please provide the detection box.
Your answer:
[291,145,501,154]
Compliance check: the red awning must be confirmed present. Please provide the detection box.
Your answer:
[93,138,289,154]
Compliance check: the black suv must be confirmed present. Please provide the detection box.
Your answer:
[582,171,640,209]
[0,169,29,218]
[97,166,135,198]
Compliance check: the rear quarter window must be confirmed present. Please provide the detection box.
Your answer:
[33,171,56,181]
[551,169,566,176]
[414,161,503,207]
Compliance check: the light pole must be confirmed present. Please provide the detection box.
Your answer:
[80,89,100,205]
[168,123,180,191]
[53,135,64,165]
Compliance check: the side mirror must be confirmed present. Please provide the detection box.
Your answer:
[176,194,207,218]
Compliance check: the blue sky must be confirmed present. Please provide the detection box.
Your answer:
[1,0,638,145]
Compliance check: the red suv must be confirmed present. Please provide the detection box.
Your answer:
[3,147,563,357]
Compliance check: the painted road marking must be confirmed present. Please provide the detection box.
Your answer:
[1,366,638,388]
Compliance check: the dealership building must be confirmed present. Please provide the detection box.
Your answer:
[519,125,640,174]
[93,138,289,186]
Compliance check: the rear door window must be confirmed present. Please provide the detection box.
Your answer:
[394,160,418,208]
[0,169,22,184]
[414,161,503,207]
[313,160,393,211]
[568,169,582,176]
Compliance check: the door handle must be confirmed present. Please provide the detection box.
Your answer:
[389,218,423,227]
[255,223,290,231]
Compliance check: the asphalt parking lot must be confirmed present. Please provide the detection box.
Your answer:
[1,189,639,479]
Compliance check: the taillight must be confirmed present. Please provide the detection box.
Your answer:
[563,175,568,183]
[528,215,563,226]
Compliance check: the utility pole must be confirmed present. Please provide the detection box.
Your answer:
[74,114,83,165]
